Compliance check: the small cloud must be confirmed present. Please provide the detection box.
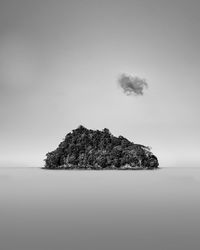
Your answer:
[118,73,148,96]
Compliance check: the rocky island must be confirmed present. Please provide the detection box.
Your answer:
[44,125,159,170]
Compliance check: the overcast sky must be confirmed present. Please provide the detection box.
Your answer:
[0,0,200,167]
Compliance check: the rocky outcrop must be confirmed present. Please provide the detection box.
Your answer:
[44,126,159,170]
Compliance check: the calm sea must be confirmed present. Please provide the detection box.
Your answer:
[0,167,200,250]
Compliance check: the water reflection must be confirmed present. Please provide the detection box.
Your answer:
[0,167,199,250]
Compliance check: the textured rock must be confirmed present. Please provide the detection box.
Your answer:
[44,125,159,170]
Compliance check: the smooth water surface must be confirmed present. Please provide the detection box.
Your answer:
[0,167,200,250]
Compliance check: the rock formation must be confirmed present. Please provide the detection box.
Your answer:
[44,125,159,170]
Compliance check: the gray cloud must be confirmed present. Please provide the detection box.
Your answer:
[118,73,148,96]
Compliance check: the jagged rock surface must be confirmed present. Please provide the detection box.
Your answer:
[44,126,159,170]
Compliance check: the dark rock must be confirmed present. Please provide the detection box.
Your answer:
[44,125,159,170]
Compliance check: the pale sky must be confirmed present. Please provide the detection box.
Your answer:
[0,0,200,167]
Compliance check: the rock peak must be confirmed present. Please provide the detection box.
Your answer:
[44,126,159,170]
